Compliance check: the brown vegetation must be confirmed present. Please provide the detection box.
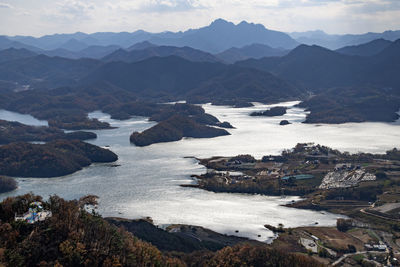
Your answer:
[0,195,326,267]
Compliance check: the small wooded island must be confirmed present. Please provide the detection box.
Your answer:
[280,120,291,125]
[250,106,287,117]
[130,115,230,146]
[0,140,118,177]
[129,103,233,146]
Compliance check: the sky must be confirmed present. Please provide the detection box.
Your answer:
[0,0,400,37]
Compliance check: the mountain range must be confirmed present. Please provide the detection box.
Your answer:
[4,19,298,54]
[236,39,400,91]
[290,29,400,50]
[2,19,400,63]
[1,36,399,97]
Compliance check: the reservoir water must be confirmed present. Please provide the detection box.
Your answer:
[1,101,400,242]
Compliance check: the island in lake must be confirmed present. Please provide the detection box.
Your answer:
[250,106,287,117]
[130,115,230,146]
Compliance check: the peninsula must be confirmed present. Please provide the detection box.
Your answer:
[0,140,118,177]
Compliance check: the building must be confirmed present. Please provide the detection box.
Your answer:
[15,201,52,224]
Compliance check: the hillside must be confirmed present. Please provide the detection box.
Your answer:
[299,87,400,123]
[237,41,400,91]
[39,45,120,59]
[0,194,323,267]
[336,38,393,56]
[0,48,36,63]
[82,56,227,97]
[0,36,42,52]
[106,218,257,253]
[186,67,300,104]
[83,56,300,103]
[217,43,288,63]
[0,140,118,177]
[0,194,183,266]
[103,45,220,63]
[0,54,103,89]
[237,44,364,90]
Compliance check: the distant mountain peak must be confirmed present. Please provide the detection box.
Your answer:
[209,18,234,28]
[238,20,250,26]
[211,18,229,24]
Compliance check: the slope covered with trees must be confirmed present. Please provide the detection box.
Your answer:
[82,55,299,104]
[103,45,220,63]
[0,194,324,267]
[298,87,400,123]
[237,40,400,91]
[335,38,392,56]
[0,194,182,267]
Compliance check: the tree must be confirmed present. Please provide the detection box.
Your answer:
[336,218,352,232]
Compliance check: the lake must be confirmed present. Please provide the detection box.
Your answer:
[1,101,399,242]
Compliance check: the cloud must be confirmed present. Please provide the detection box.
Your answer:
[0,2,12,8]
[134,0,207,12]
[345,0,400,14]
[41,0,96,23]
[58,0,95,19]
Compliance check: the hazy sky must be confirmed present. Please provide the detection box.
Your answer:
[1,0,399,36]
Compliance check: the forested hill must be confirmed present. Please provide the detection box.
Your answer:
[81,55,300,103]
